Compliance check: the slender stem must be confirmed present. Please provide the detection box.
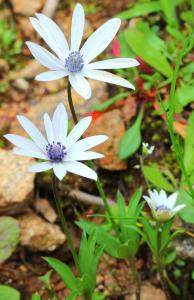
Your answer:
[129,257,141,300]
[52,173,81,275]
[67,83,121,240]
[67,81,78,124]
[156,223,171,300]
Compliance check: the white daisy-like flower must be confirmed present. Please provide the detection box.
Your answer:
[26,3,139,99]
[4,103,108,181]
[143,189,186,222]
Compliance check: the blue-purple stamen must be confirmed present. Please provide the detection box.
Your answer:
[46,141,67,163]
[156,205,170,212]
[65,51,84,73]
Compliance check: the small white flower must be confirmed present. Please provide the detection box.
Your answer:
[26,3,139,99]
[4,103,108,181]
[143,189,186,222]
[142,142,154,156]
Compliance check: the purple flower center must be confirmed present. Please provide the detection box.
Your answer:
[46,142,67,163]
[65,51,84,73]
[156,205,170,212]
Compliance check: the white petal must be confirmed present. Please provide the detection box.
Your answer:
[172,204,186,213]
[80,18,121,64]
[69,135,108,153]
[4,134,43,152]
[65,161,97,180]
[26,42,64,70]
[167,192,178,209]
[33,14,69,60]
[52,103,68,144]
[86,58,139,70]
[66,116,92,149]
[143,195,156,210]
[71,3,85,52]
[17,116,47,151]
[69,73,91,99]
[159,190,167,205]
[65,151,104,161]
[44,113,53,143]
[36,70,69,81]
[29,161,53,172]
[53,163,67,180]
[13,148,48,160]
[83,69,135,90]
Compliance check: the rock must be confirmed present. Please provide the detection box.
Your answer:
[0,149,35,215]
[10,0,46,15]
[33,198,57,223]
[11,80,107,135]
[19,211,66,251]
[10,60,45,80]
[125,281,166,300]
[174,237,194,259]
[85,109,127,171]
[13,78,30,91]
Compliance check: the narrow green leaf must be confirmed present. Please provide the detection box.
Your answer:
[142,164,174,192]
[119,112,142,160]
[124,28,173,77]
[183,111,194,175]
[92,93,128,112]
[117,2,161,19]
[44,257,79,291]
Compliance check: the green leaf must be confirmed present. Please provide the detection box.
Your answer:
[39,270,52,290]
[117,244,131,259]
[165,249,176,265]
[174,84,194,113]
[0,217,20,263]
[124,28,173,77]
[92,93,128,112]
[0,285,20,300]
[183,111,194,176]
[119,112,142,160]
[44,257,79,291]
[117,2,161,19]
[176,190,194,224]
[32,293,41,300]
[142,164,174,192]
[77,221,120,258]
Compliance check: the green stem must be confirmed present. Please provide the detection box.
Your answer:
[129,257,141,300]
[52,173,81,275]
[67,81,78,124]
[156,223,171,300]
[159,33,194,201]
[67,83,121,240]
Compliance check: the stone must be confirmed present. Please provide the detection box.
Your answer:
[174,237,194,259]
[125,281,166,300]
[85,109,127,170]
[19,211,66,251]
[13,78,30,91]
[33,198,57,223]
[0,149,35,215]
[10,60,45,80]
[10,0,46,16]
[11,80,107,136]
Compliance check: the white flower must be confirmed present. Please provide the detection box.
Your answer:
[143,189,186,222]
[26,3,139,99]
[4,103,108,181]
[142,142,154,156]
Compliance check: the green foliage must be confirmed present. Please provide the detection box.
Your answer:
[0,18,22,65]
[142,163,174,192]
[32,293,41,300]
[117,1,161,19]
[44,232,103,299]
[124,26,173,78]
[78,188,143,259]
[0,217,20,263]
[0,285,20,300]
[92,92,128,112]
[176,190,194,224]
[119,112,142,160]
